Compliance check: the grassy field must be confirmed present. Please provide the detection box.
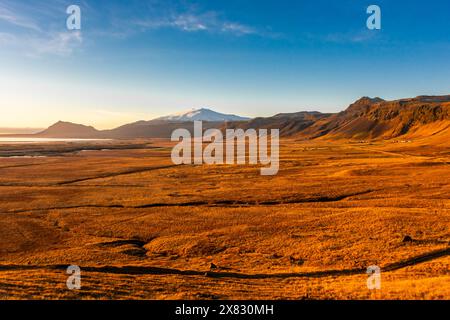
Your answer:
[0,138,448,299]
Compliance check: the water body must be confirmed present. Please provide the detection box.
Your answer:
[5,155,48,158]
[0,138,109,144]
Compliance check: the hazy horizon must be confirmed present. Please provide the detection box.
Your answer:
[2,0,450,129]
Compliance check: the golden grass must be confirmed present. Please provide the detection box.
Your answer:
[0,139,448,299]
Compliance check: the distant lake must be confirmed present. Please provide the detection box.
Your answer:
[0,138,109,144]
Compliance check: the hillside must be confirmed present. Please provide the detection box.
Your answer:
[36,121,101,138]
[224,111,332,136]
[103,120,226,139]
[298,96,450,140]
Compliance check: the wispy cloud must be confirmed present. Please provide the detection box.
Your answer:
[221,23,257,36]
[134,10,261,36]
[0,30,83,57]
[305,29,380,44]
[0,1,83,57]
[34,31,83,56]
[0,31,16,44]
[325,31,377,43]
[0,0,275,57]
[0,5,41,32]
[170,13,209,32]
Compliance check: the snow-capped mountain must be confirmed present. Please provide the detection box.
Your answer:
[154,108,250,122]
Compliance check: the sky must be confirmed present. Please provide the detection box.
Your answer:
[1,0,450,129]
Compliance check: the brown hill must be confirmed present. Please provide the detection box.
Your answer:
[103,120,227,138]
[36,121,101,138]
[298,95,450,140]
[224,111,332,136]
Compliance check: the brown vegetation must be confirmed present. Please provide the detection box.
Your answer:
[0,136,448,299]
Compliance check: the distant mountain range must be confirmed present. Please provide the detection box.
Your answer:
[7,96,450,140]
[33,108,251,139]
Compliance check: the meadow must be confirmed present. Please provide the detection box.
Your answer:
[0,138,448,299]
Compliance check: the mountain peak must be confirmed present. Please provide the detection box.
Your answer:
[154,108,250,122]
[38,121,100,138]
[354,97,385,105]
[344,97,385,116]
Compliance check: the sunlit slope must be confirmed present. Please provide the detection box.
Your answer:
[297,96,450,140]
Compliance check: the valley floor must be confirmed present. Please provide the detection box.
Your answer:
[0,139,448,299]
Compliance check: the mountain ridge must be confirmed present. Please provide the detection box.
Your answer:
[20,95,450,140]
[299,95,450,140]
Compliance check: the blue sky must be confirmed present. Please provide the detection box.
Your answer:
[1,0,450,129]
